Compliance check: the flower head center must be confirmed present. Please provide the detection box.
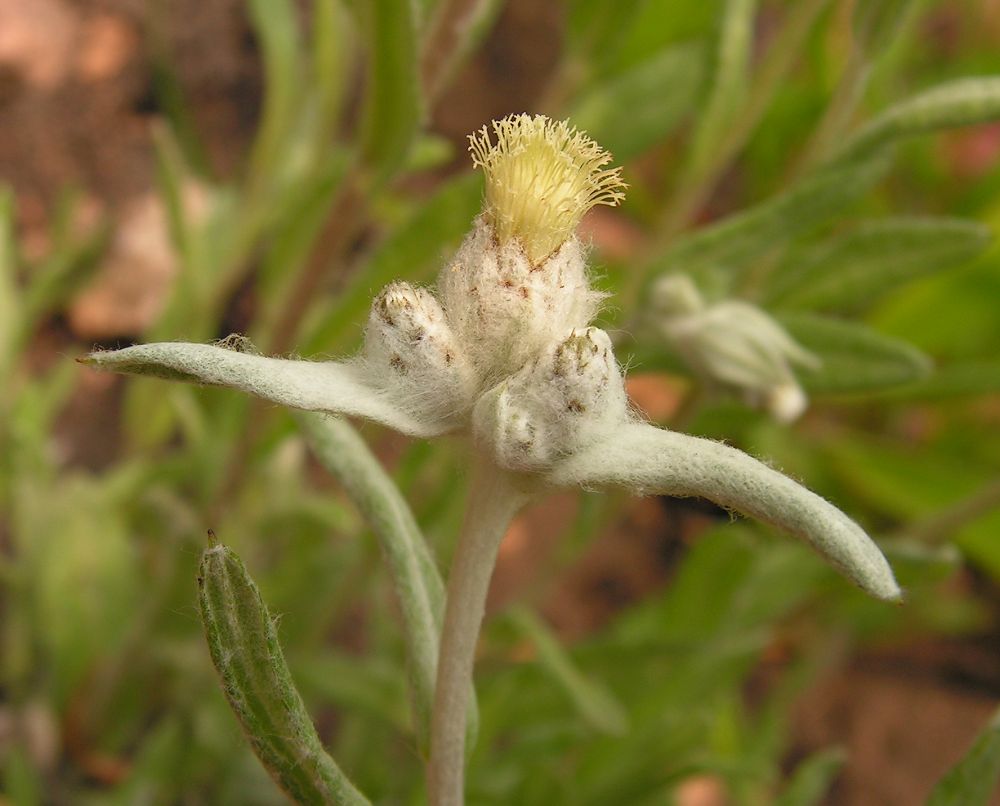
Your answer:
[468,114,626,264]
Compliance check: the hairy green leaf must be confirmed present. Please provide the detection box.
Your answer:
[649,154,889,277]
[835,77,1000,162]
[198,538,370,805]
[778,312,931,393]
[766,218,992,312]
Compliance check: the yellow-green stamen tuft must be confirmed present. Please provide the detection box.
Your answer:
[468,114,626,264]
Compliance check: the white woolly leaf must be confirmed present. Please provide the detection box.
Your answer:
[547,422,902,602]
[81,342,446,437]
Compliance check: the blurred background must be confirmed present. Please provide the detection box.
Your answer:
[1,0,1000,803]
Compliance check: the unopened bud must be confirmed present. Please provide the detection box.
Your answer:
[439,220,604,386]
[652,274,819,422]
[363,282,476,427]
[473,327,627,471]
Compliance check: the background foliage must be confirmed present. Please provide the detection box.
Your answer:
[2,0,1000,803]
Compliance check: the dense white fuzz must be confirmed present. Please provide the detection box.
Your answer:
[652,274,819,422]
[439,219,603,387]
[363,282,477,429]
[549,422,902,602]
[81,342,446,437]
[468,114,626,264]
[473,327,627,471]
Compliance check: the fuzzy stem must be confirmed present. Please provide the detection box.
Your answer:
[427,462,527,806]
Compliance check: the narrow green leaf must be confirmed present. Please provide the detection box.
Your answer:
[686,0,757,177]
[198,537,370,805]
[778,312,931,393]
[303,172,482,353]
[868,360,1000,401]
[852,0,917,57]
[359,0,423,181]
[295,412,457,751]
[311,0,350,153]
[766,218,992,312]
[247,0,304,181]
[570,42,706,162]
[507,607,629,736]
[774,748,845,806]
[836,77,1000,162]
[928,706,1000,806]
[649,154,889,277]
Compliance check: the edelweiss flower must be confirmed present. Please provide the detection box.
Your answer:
[81,113,899,806]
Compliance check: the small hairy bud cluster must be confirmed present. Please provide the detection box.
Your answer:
[363,282,476,429]
[362,114,628,455]
[652,274,819,422]
[473,327,627,472]
[468,114,626,265]
[439,219,603,387]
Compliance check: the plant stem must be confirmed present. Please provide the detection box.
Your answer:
[427,461,527,806]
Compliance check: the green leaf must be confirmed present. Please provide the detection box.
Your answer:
[774,748,845,806]
[507,606,629,736]
[295,412,469,751]
[247,0,304,181]
[928,707,1000,806]
[835,77,1000,162]
[852,0,917,57]
[198,537,370,805]
[869,360,1000,401]
[648,154,889,278]
[686,0,757,177]
[359,0,423,181]
[765,218,992,312]
[778,312,931,393]
[569,42,706,162]
[303,172,482,352]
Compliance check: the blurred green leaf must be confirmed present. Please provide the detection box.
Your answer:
[928,707,1000,806]
[869,360,1000,400]
[685,0,757,178]
[570,42,706,162]
[852,0,917,57]
[247,0,304,182]
[774,748,845,806]
[648,154,889,279]
[359,0,423,181]
[507,607,629,736]
[835,77,1000,162]
[304,172,481,352]
[779,312,931,393]
[766,218,992,312]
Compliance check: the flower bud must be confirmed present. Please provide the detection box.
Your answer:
[363,282,476,428]
[439,219,603,386]
[651,274,819,422]
[473,327,628,471]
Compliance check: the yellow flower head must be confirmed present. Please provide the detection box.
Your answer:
[468,114,626,264]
